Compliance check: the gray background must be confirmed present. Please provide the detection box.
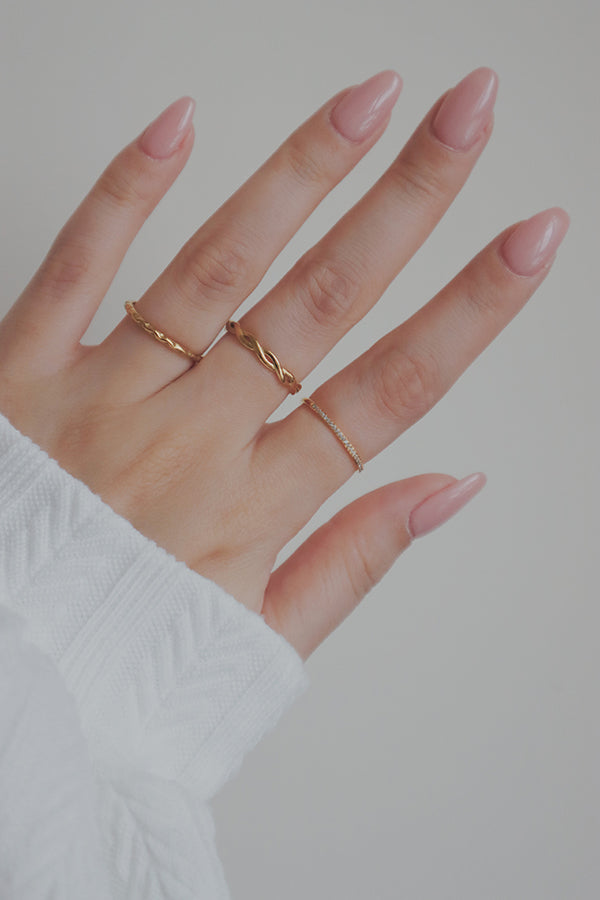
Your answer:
[1,0,598,897]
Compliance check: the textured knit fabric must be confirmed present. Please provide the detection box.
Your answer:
[0,412,309,899]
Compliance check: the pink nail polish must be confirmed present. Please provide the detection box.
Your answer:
[432,67,498,151]
[139,96,195,160]
[330,70,402,143]
[407,472,487,539]
[500,207,570,277]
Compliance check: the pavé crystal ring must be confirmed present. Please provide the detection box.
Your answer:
[302,397,364,472]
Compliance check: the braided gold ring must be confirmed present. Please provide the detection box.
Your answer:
[226,320,301,394]
[302,397,364,472]
[125,301,203,363]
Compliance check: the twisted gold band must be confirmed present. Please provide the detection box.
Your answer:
[125,301,203,363]
[302,397,364,472]
[226,320,301,394]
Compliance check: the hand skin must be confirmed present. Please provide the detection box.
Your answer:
[0,69,568,660]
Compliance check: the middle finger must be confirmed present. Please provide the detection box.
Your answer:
[186,67,498,431]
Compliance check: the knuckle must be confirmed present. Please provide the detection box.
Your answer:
[390,153,448,209]
[297,254,362,330]
[177,235,252,301]
[122,432,197,497]
[55,413,197,508]
[38,233,93,297]
[283,135,326,189]
[459,267,509,325]
[96,160,147,212]
[346,533,381,601]
[374,345,439,424]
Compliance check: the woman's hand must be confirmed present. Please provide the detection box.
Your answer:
[0,68,568,659]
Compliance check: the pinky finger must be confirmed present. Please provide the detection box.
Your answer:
[262,472,486,660]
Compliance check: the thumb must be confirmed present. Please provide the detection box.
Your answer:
[262,472,486,660]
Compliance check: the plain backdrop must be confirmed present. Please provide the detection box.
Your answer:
[1,0,598,898]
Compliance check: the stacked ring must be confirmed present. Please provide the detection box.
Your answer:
[123,303,362,472]
[226,320,301,394]
[125,301,203,363]
[302,397,364,472]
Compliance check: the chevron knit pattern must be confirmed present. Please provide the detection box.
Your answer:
[0,412,308,898]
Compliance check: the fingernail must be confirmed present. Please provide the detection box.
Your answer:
[139,96,195,160]
[407,472,487,539]
[330,70,402,143]
[500,207,570,276]
[432,67,498,151]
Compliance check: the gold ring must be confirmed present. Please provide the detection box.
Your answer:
[124,301,203,363]
[302,397,364,472]
[226,320,301,394]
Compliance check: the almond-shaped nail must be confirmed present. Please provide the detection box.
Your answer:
[330,70,402,143]
[500,207,570,276]
[139,96,195,160]
[432,67,498,151]
[407,472,487,539]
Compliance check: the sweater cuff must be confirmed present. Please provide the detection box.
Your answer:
[0,412,308,799]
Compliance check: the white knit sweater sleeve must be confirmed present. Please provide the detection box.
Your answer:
[0,411,309,898]
[0,604,111,899]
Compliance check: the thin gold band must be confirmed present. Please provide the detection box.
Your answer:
[302,397,364,472]
[226,320,301,394]
[125,301,203,363]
